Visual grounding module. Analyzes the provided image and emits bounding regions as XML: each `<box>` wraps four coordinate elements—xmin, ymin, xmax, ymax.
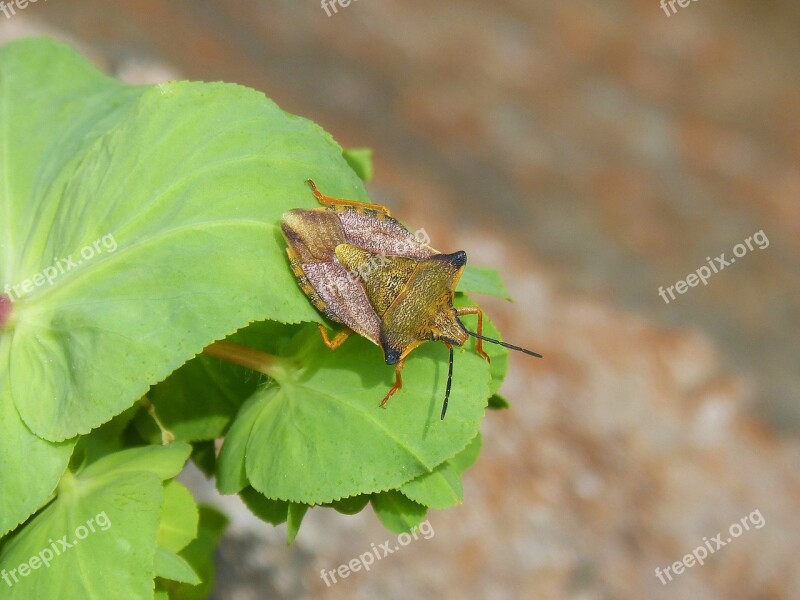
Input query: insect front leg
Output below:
<box><xmin>307</xmin><ymin>179</ymin><xmax>393</xmax><ymax>217</ymax></box>
<box><xmin>317</xmin><ymin>324</ymin><xmax>352</xmax><ymax>350</ymax></box>
<box><xmin>454</xmin><ymin>306</ymin><xmax>491</xmax><ymax>362</ymax></box>
<box><xmin>380</xmin><ymin>358</ymin><xmax>406</xmax><ymax>408</ymax></box>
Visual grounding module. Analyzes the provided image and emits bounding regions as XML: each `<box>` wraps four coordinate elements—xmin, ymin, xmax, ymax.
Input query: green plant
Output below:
<box><xmin>0</xmin><ymin>38</ymin><xmax>512</xmax><ymax>598</ymax></box>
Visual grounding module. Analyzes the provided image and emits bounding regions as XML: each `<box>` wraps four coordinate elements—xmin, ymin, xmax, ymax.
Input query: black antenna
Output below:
<box><xmin>464</xmin><ymin>329</ymin><xmax>543</xmax><ymax>358</ymax></box>
<box><xmin>441</xmin><ymin>344</ymin><xmax>454</xmax><ymax>420</ymax></box>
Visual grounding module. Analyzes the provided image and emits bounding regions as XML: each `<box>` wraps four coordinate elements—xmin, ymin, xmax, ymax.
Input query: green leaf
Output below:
<box><xmin>73</xmin><ymin>404</ymin><xmax>140</xmax><ymax>467</ymax></box>
<box><xmin>79</xmin><ymin>441</ymin><xmax>191</xmax><ymax>481</ymax></box>
<box><xmin>456</xmin><ymin>265</ymin><xmax>512</xmax><ymax>300</ymax></box>
<box><xmin>147</xmin><ymin>354</ymin><xmax>260</xmax><ymax>442</ymax></box>
<box><xmin>216</xmin><ymin>395</ymin><xmax>266</xmax><ymax>495</ymax></box>
<box><xmin>146</xmin><ymin>321</ymin><xmax>295</xmax><ymax>445</ymax></box>
<box><xmin>238</xmin><ymin>487</ymin><xmax>309</xmax><ymax>544</ymax></box>
<box><xmin>218</xmin><ymin>324</ymin><xmax>492</xmax><ymax>505</ymax></box>
<box><xmin>342</xmin><ymin>148</ymin><xmax>373</xmax><ymax>182</ymax></box>
<box><xmin>325</xmin><ymin>494</ymin><xmax>371</xmax><ymax>515</ymax></box>
<box><xmin>0</xmin><ymin>455</ymin><xmax>167</xmax><ymax>599</ymax></box>
<box><xmin>157</xmin><ymin>481</ymin><xmax>199</xmax><ymax>553</ymax></box>
<box><xmin>0</xmin><ymin>375</ymin><xmax>74</xmax><ymax>536</ymax></box>
<box><xmin>190</xmin><ymin>441</ymin><xmax>217</xmax><ymax>479</ymax></box>
<box><xmin>0</xmin><ymin>37</ymin><xmax>367</xmax><ymax>442</ymax></box>
<box><xmin>449</xmin><ymin>432</ymin><xmax>482</xmax><ymax>473</ymax></box>
<box><xmin>239</xmin><ymin>487</ymin><xmax>288</xmax><ymax>526</ymax></box>
<box><xmin>454</xmin><ymin>296</ymin><xmax>509</xmax><ymax>397</ymax></box>
<box><xmin>160</xmin><ymin>506</ymin><xmax>228</xmax><ymax>600</ymax></box>
<box><xmin>399</xmin><ymin>461</ymin><xmax>463</xmax><ymax>509</ymax></box>
<box><xmin>286</xmin><ymin>503</ymin><xmax>309</xmax><ymax>545</ymax></box>
<box><xmin>398</xmin><ymin>433</ymin><xmax>481</xmax><ymax>509</ymax></box>
<box><xmin>371</xmin><ymin>491</ymin><xmax>427</xmax><ymax>534</ymax></box>
<box><xmin>488</xmin><ymin>393</ymin><xmax>510</xmax><ymax>410</ymax></box>
<box><xmin>154</xmin><ymin>548</ymin><xmax>201</xmax><ymax>585</ymax></box>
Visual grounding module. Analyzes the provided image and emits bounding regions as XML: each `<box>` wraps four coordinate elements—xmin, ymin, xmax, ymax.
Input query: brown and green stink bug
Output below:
<box><xmin>281</xmin><ymin>179</ymin><xmax>542</xmax><ymax>419</ymax></box>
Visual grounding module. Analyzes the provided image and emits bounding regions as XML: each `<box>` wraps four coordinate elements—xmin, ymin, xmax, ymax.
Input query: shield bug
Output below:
<box><xmin>281</xmin><ymin>179</ymin><xmax>542</xmax><ymax>419</ymax></box>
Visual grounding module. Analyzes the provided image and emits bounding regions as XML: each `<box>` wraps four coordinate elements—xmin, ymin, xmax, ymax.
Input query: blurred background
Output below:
<box><xmin>3</xmin><ymin>1</ymin><xmax>798</xmax><ymax>598</ymax></box>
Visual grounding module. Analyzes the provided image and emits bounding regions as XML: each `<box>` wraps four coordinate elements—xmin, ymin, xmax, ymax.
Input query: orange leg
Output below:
<box><xmin>318</xmin><ymin>324</ymin><xmax>352</xmax><ymax>350</ymax></box>
<box><xmin>307</xmin><ymin>179</ymin><xmax>393</xmax><ymax>217</ymax></box>
<box><xmin>380</xmin><ymin>358</ymin><xmax>406</xmax><ymax>408</ymax></box>
<box><xmin>455</xmin><ymin>306</ymin><xmax>491</xmax><ymax>362</ymax></box>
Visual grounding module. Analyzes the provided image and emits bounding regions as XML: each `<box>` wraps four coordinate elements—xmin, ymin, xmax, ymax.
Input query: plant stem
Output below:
<box><xmin>139</xmin><ymin>397</ymin><xmax>175</xmax><ymax>444</ymax></box>
<box><xmin>202</xmin><ymin>340</ymin><xmax>289</xmax><ymax>380</ymax></box>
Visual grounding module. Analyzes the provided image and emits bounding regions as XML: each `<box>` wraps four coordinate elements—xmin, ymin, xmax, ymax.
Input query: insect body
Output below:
<box><xmin>281</xmin><ymin>180</ymin><xmax>541</xmax><ymax>419</ymax></box>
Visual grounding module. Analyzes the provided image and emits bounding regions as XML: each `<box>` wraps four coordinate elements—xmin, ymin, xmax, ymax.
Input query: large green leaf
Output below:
<box><xmin>217</xmin><ymin>324</ymin><xmax>492</xmax><ymax>504</ymax></box>
<box><xmin>342</xmin><ymin>148</ymin><xmax>373</xmax><ymax>182</ymax></box>
<box><xmin>0</xmin><ymin>37</ymin><xmax>366</xmax><ymax>442</ymax></box>
<box><xmin>0</xmin><ymin>443</ymin><xmax>190</xmax><ymax>599</ymax></box>
<box><xmin>0</xmin><ymin>374</ymin><xmax>74</xmax><ymax>537</ymax></box>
